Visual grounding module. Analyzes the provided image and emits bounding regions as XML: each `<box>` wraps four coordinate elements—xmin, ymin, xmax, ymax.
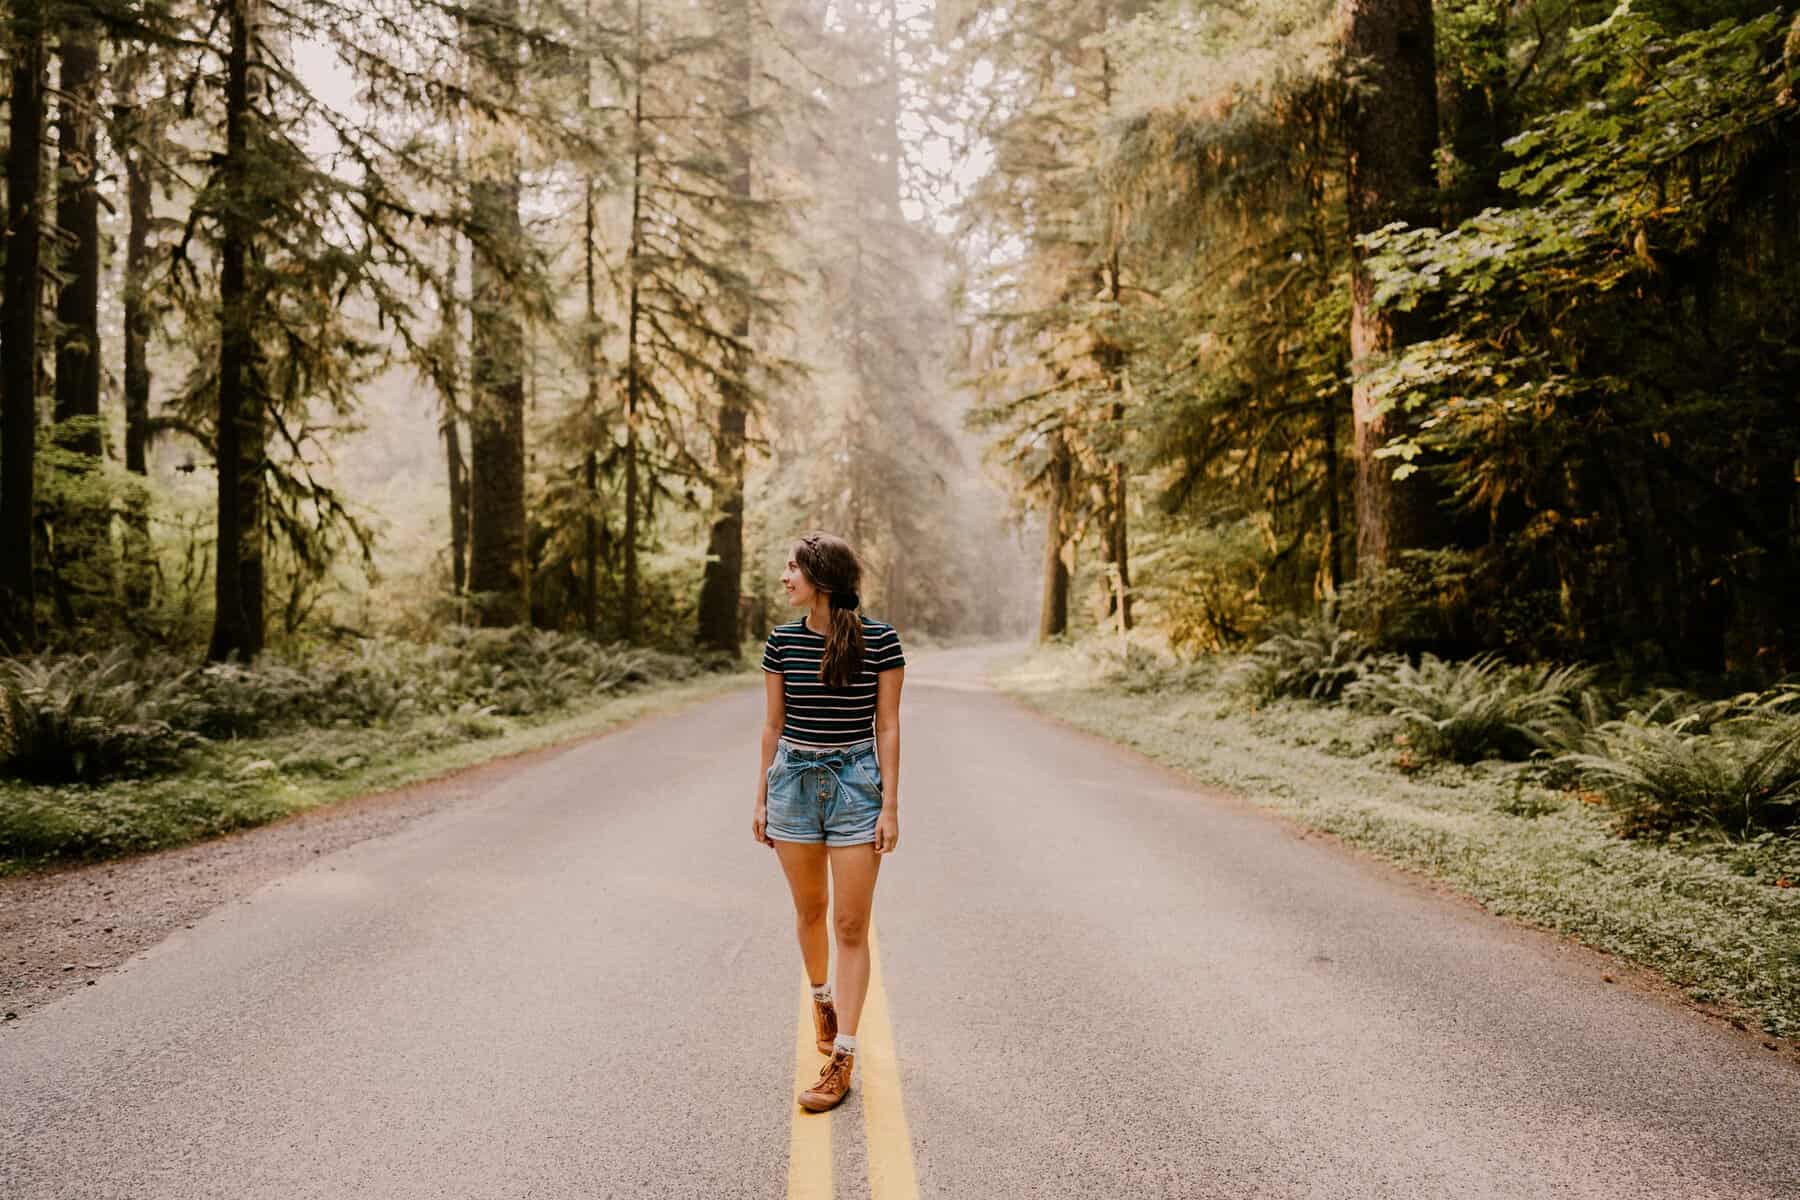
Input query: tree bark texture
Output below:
<box><xmin>53</xmin><ymin>29</ymin><xmax>100</xmax><ymax>448</ymax></box>
<box><xmin>464</xmin><ymin>0</ymin><xmax>528</xmax><ymax>627</ymax></box>
<box><xmin>466</xmin><ymin>173</ymin><xmax>527</xmax><ymax>627</ymax></box>
<box><xmin>1339</xmin><ymin>0</ymin><xmax>1442</xmax><ymax>579</ymax></box>
<box><xmin>115</xmin><ymin>51</ymin><xmax>156</xmax><ymax>610</ymax></box>
<box><xmin>209</xmin><ymin>0</ymin><xmax>265</xmax><ymax>662</ymax></box>
<box><xmin>0</xmin><ymin>1</ymin><xmax>47</xmax><ymax>650</ymax></box>
<box><xmin>52</xmin><ymin>24</ymin><xmax>111</xmax><ymax>615</ymax></box>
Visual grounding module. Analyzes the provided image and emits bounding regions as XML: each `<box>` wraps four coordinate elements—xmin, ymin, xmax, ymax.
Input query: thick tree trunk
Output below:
<box><xmin>1038</xmin><ymin>430</ymin><xmax>1070</xmax><ymax>640</ymax></box>
<box><xmin>696</xmin><ymin>0</ymin><xmax>752</xmax><ymax>655</ymax></box>
<box><xmin>0</xmin><ymin>1</ymin><xmax>47</xmax><ymax>650</ymax></box>
<box><xmin>1339</xmin><ymin>0</ymin><xmax>1443</xmax><ymax>582</ymax></box>
<box><xmin>464</xmin><ymin>0</ymin><xmax>527</xmax><ymax>628</ymax></box>
<box><xmin>208</xmin><ymin>0</ymin><xmax>264</xmax><ymax>662</ymax></box>
<box><xmin>52</xmin><ymin>24</ymin><xmax>110</xmax><ymax>615</ymax></box>
<box><xmin>466</xmin><ymin>174</ymin><xmax>527</xmax><ymax>627</ymax></box>
<box><xmin>115</xmin><ymin>51</ymin><xmax>156</xmax><ymax>610</ymax></box>
<box><xmin>52</xmin><ymin>29</ymin><xmax>100</xmax><ymax>449</ymax></box>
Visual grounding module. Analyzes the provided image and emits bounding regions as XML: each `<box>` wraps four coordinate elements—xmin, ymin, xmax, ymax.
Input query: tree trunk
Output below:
<box><xmin>1109</xmin><ymin>425</ymin><xmax>1130</xmax><ymax>627</ymax></box>
<box><xmin>1097</xmin><ymin>24</ymin><xmax>1132</xmax><ymax>633</ymax></box>
<box><xmin>621</xmin><ymin>0</ymin><xmax>646</xmax><ymax>642</ymax></box>
<box><xmin>581</xmin><ymin>0</ymin><xmax>602</xmax><ymax>636</ymax></box>
<box><xmin>208</xmin><ymin>0</ymin><xmax>264</xmax><ymax>662</ymax></box>
<box><xmin>465</xmin><ymin>0</ymin><xmax>528</xmax><ymax>628</ymax></box>
<box><xmin>53</xmin><ymin>28</ymin><xmax>101</xmax><ymax>449</ymax></box>
<box><xmin>696</xmin><ymin>0</ymin><xmax>752</xmax><ymax>655</ymax></box>
<box><xmin>115</xmin><ymin>49</ymin><xmax>155</xmax><ymax>610</ymax></box>
<box><xmin>52</xmin><ymin>23</ymin><xmax>110</xmax><ymax>616</ymax></box>
<box><xmin>1038</xmin><ymin>430</ymin><xmax>1070</xmax><ymax>640</ymax></box>
<box><xmin>466</xmin><ymin>180</ymin><xmax>527</xmax><ymax>627</ymax></box>
<box><xmin>441</xmin><ymin>217</ymin><xmax>469</xmax><ymax>597</ymax></box>
<box><xmin>582</xmin><ymin>167</ymin><xmax>600</xmax><ymax>634</ymax></box>
<box><xmin>1339</xmin><ymin>0</ymin><xmax>1442</xmax><ymax>582</ymax></box>
<box><xmin>0</xmin><ymin>0</ymin><xmax>47</xmax><ymax>651</ymax></box>
<box><xmin>1322</xmin><ymin>378</ymin><xmax>1346</xmax><ymax>599</ymax></box>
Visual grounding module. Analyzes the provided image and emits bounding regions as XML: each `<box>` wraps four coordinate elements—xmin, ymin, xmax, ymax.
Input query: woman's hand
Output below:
<box><xmin>752</xmin><ymin>801</ymin><xmax>775</xmax><ymax>847</ymax></box>
<box><xmin>873</xmin><ymin>809</ymin><xmax>899</xmax><ymax>854</ymax></box>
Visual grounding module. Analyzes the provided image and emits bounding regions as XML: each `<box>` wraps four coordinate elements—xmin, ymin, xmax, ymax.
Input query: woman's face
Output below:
<box><xmin>781</xmin><ymin>546</ymin><xmax>817</xmax><ymax>607</ymax></box>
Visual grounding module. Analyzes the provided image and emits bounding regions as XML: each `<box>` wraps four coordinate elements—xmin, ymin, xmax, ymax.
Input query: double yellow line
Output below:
<box><xmin>787</xmin><ymin>922</ymin><xmax>919</xmax><ymax>1200</ymax></box>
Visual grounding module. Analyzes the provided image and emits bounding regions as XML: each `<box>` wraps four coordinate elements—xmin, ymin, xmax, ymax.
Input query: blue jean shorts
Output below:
<box><xmin>765</xmin><ymin>736</ymin><xmax>885</xmax><ymax>846</ymax></box>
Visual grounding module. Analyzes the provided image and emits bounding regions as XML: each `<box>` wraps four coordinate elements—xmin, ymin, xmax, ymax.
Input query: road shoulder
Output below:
<box><xmin>986</xmin><ymin>644</ymin><xmax>1800</xmax><ymax>1070</ymax></box>
<box><xmin>0</xmin><ymin>671</ymin><xmax>751</xmax><ymax>1024</ymax></box>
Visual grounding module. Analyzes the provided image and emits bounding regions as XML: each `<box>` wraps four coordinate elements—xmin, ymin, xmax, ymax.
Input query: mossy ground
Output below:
<box><xmin>0</xmin><ymin>667</ymin><xmax>754</xmax><ymax>878</ymax></box>
<box><xmin>990</xmin><ymin>642</ymin><xmax>1800</xmax><ymax>1039</ymax></box>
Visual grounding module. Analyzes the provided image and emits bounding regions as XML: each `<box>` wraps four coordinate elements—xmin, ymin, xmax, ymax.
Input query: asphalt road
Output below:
<box><xmin>4</xmin><ymin>641</ymin><xmax>1798</xmax><ymax>1199</ymax></box>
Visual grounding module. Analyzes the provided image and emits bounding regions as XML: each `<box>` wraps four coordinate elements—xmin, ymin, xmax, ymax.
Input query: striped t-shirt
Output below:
<box><xmin>761</xmin><ymin>617</ymin><xmax>905</xmax><ymax>746</ymax></box>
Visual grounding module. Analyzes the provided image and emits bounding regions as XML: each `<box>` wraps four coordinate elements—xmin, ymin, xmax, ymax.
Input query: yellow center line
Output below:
<box><xmin>861</xmin><ymin>922</ymin><xmax>920</xmax><ymax>1200</ymax></box>
<box><xmin>785</xmin><ymin>924</ymin><xmax>921</xmax><ymax>1199</ymax></box>
<box><xmin>788</xmin><ymin>965</ymin><xmax>833</xmax><ymax>1200</ymax></box>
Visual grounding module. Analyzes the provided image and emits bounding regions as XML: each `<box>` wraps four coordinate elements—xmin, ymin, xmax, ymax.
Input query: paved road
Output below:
<box><xmin>4</xmin><ymin>642</ymin><xmax>1798</xmax><ymax>1199</ymax></box>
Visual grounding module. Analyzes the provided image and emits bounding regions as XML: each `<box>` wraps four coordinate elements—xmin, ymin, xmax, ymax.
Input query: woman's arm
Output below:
<box><xmin>753</xmin><ymin>670</ymin><xmax>785</xmax><ymax>846</ymax></box>
<box><xmin>872</xmin><ymin>666</ymin><xmax>902</xmax><ymax>852</ymax></box>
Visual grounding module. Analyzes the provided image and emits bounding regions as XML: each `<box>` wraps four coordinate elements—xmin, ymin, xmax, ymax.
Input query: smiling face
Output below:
<box><xmin>781</xmin><ymin>545</ymin><xmax>818</xmax><ymax>608</ymax></box>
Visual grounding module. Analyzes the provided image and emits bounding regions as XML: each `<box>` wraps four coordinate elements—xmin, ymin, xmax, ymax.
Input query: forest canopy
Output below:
<box><xmin>0</xmin><ymin>0</ymin><xmax>1027</xmax><ymax>664</ymax></box>
<box><xmin>0</xmin><ymin>0</ymin><xmax>1795</xmax><ymax>686</ymax></box>
<box><xmin>949</xmin><ymin>0</ymin><xmax>1800</xmax><ymax>683</ymax></box>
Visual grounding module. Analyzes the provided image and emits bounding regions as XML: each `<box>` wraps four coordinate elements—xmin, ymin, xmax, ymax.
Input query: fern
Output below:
<box><xmin>1344</xmin><ymin>653</ymin><xmax>1596</xmax><ymax>763</ymax></box>
<box><xmin>1227</xmin><ymin>614</ymin><xmax>1377</xmax><ymax>703</ymax></box>
<box><xmin>1560</xmin><ymin>689</ymin><xmax>1800</xmax><ymax>839</ymax></box>
<box><xmin>0</xmin><ymin>650</ymin><xmax>201</xmax><ymax>782</ymax></box>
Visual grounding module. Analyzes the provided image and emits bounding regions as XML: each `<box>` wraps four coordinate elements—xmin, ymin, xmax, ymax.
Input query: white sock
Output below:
<box><xmin>833</xmin><ymin>1032</ymin><xmax>857</xmax><ymax>1056</ymax></box>
<box><xmin>811</xmin><ymin>981</ymin><xmax>832</xmax><ymax>1003</ymax></box>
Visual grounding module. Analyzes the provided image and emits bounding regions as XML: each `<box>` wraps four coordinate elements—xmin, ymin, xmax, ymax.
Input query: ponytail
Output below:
<box><xmin>820</xmin><ymin>593</ymin><xmax>865</xmax><ymax>688</ymax></box>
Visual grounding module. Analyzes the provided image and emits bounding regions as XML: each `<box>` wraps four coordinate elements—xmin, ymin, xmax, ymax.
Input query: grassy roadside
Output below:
<box><xmin>989</xmin><ymin>642</ymin><xmax>1800</xmax><ymax>1040</ymax></box>
<box><xmin>0</xmin><ymin>666</ymin><xmax>756</xmax><ymax>879</ymax></box>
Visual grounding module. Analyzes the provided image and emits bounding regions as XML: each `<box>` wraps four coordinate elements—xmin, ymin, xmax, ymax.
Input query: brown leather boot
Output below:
<box><xmin>798</xmin><ymin>1048</ymin><xmax>853</xmax><ymax>1112</ymax></box>
<box><xmin>812</xmin><ymin>995</ymin><xmax>838</xmax><ymax>1056</ymax></box>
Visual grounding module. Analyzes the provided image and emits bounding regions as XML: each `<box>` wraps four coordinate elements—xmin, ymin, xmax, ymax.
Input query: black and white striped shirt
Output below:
<box><xmin>761</xmin><ymin>617</ymin><xmax>905</xmax><ymax>746</ymax></box>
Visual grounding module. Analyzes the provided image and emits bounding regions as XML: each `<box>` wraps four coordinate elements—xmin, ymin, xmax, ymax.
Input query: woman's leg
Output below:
<box><xmin>773</xmin><ymin>840</ymin><xmax>832</xmax><ymax>985</ymax></box>
<box><xmin>825</xmin><ymin>843</ymin><xmax>882</xmax><ymax>1035</ymax></box>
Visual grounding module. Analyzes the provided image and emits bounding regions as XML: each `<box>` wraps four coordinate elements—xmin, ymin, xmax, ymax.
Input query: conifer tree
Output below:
<box><xmin>49</xmin><ymin>16</ymin><xmax>110</xmax><ymax>618</ymax></box>
<box><xmin>207</xmin><ymin>0</ymin><xmax>263</xmax><ymax>661</ymax></box>
<box><xmin>694</xmin><ymin>0</ymin><xmax>754</xmax><ymax>655</ymax></box>
<box><xmin>2</xmin><ymin>0</ymin><xmax>48</xmax><ymax>651</ymax></box>
<box><xmin>945</xmin><ymin>0</ymin><xmax>1141</xmax><ymax>639</ymax></box>
<box><xmin>110</xmin><ymin>42</ymin><xmax>166</xmax><ymax>612</ymax></box>
<box><xmin>464</xmin><ymin>0</ymin><xmax>530</xmax><ymax>628</ymax></box>
<box><xmin>1337</xmin><ymin>0</ymin><xmax>1443</xmax><ymax>580</ymax></box>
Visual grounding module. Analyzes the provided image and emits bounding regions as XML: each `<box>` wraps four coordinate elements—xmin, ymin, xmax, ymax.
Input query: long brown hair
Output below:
<box><xmin>794</xmin><ymin>530</ymin><xmax>865</xmax><ymax>687</ymax></box>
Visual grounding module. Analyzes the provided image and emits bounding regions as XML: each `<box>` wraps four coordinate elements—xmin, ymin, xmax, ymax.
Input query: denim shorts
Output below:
<box><xmin>764</xmin><ymin>735</ymin><xmax>885</xmax><ymax>846</ymax></box>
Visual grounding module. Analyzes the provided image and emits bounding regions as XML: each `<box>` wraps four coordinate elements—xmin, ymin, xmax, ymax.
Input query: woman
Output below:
<box><xmin>754</xmin><ymin>530</ymin><xmax>905</xmax><ymax>1113</ymax></box>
